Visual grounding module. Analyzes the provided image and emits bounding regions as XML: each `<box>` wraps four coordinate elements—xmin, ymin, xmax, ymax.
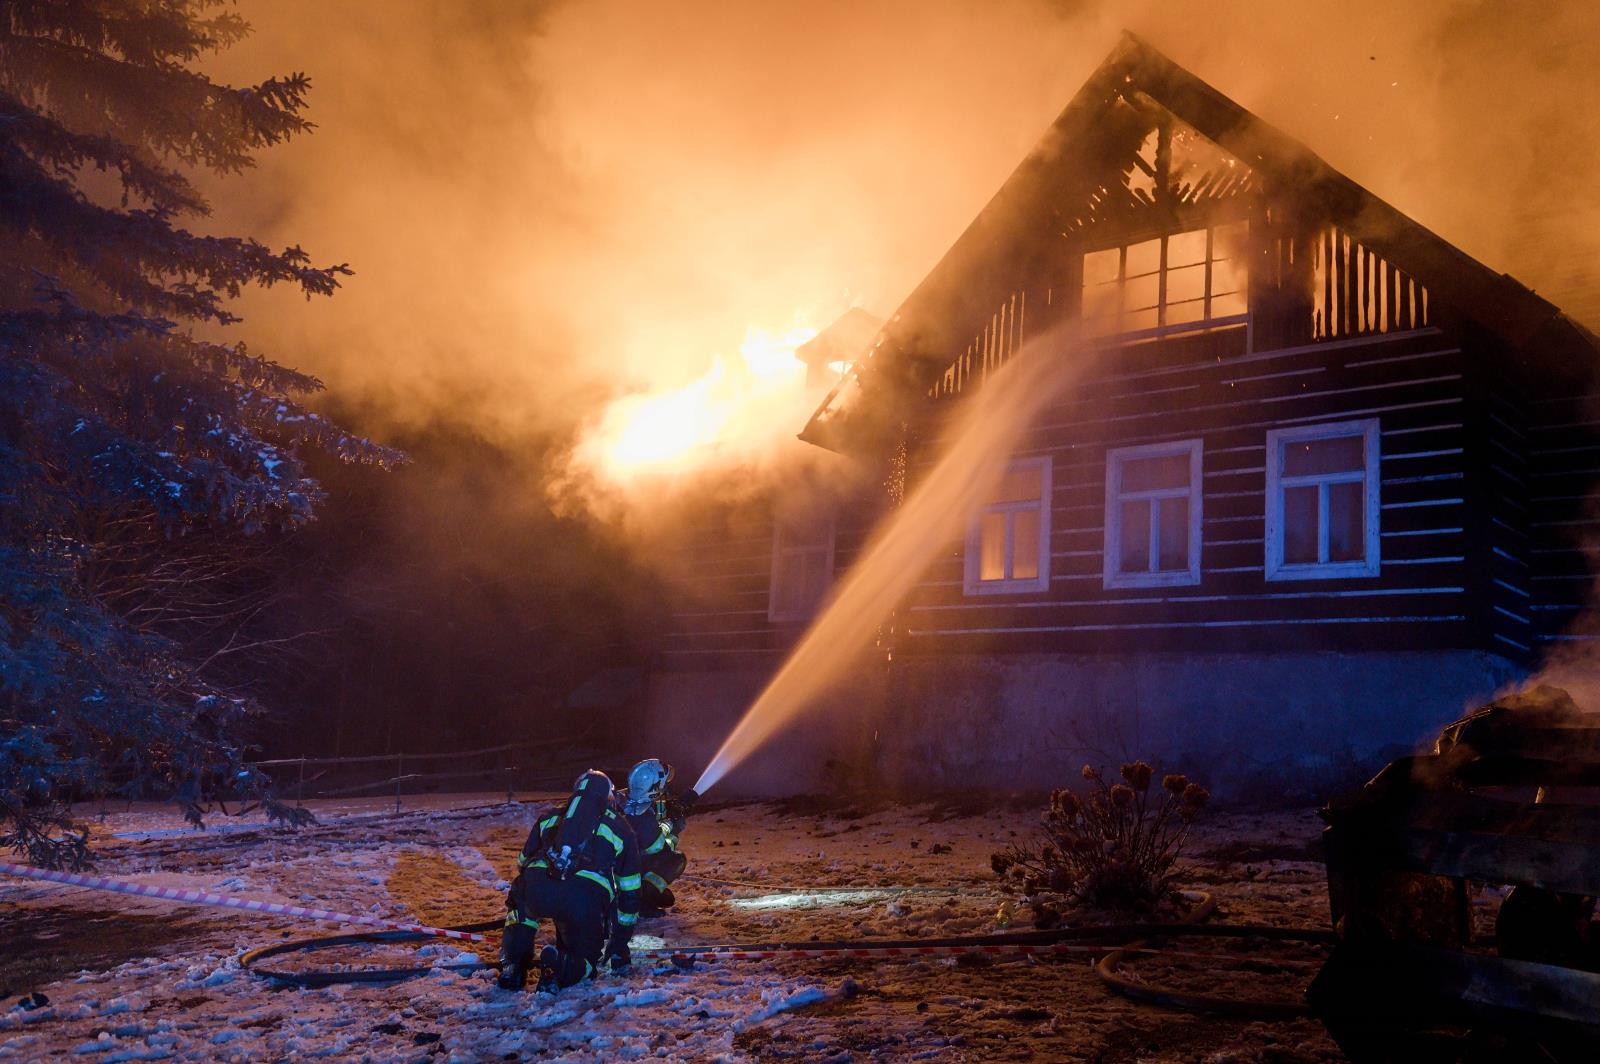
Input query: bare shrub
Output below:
<box><xmin>990</xmin><ymin>761</ymin><xmax>1209</xmax><ymax>913</ymax></box>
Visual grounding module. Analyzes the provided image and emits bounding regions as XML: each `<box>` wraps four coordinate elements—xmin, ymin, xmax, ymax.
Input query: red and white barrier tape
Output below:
<box><xmin>635</xmin><ymin>942</ymin><xmax>1054</xmax><ymax>961</ymax></box>
<box><xmin>0</xmin><ymin>861</ymin><xmax>486</xmax><ymax>943</ymax></box>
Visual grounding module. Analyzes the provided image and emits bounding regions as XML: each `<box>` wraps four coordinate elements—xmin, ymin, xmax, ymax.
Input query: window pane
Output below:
<box><xmin>979</xmin><ymin>511</ymin><xmax>1007</xmax><ymax>581</ymax></box>
<box><xmin>1213</xmin><ymin>220</ymin><xmax>1249</xmax><ymax>260</ymax></box>
<box><xmin>1327</xmin><ymin>481</ymin><xmax>1365</xmax><ymax>562</ymax></box>
<box><xmin>1124</xmin><ymin>306</ymin><xmax>1160</xmax><ymax>332</ymax></box>
<box><xmin>801</xmin><ymin>551</ymin><xmax>830</xmax><ymax>607</ymax></box>
<box><xmin>1157</xmin><ymin>496</ymin><xmax>1189</xmax><ymax>570</ymax></box>
<box><xmin>1126</xmin><ymin>238</ymin><xmax>1161</xmax><ymax>277</ymax></box>
<box><xmin>1210</xmin><ymin>288</ymin><xmax>1248</xmax><ymax>319</ymax></box>
<box><xmin>1168</xmin><ymin>228</ymin><xmax>1207</xmax><ymax>268</ymax></box>
<box><xmin>1165</xmin><ymin>298</ymin><xmax>1206</xmax><ymax>326</ymax></box>
<box><xmin>1211</xmin><ymin>253</ymin><xmax>1247</xmax><ymax>297</ymax></box>
<box><xmin>993</xmin><ymin>464</ymin><xmax>1042</xmax><ymax>503</ymax></box>
<box><xmin>1122</xmin><ymin>452</ymin><xmax>1190</xmax><ymax>492</ymax></box>
<box><xmin>1119</xmin><ymin>500</ymin><xmax>1151</xmax><ymax>573</ymax></box>
<box><xmin>1166</xmin><ymin>263</ymin><xmax>1206</xmax><ymax>304</ymax></box>
<box><xmin>1083</xmin><ymin>282</ymin><xmax>1121</xmax><ymax>320</ymax></box>
<box><xmin>1283</xmin><ymin>434</ymin><xmax>1364</xmax><ymax>476</ymax></box>
<box><xmin>1083</xmin><ymin>248</ymin><xmax>1121</xmax><ymax>286</ymax></box>
<box><xmin>773</xmin><ymin>553</ymin><xmax>806</xmax><ymax>614</ymax></box>
<box><xmin>1124</xmin><ymin>272</ymin><xmax>1159</xmax><ymax>312</ymax></box>
<box><xmin>1012</xmin><ymin>509</ymin><xmax>1040</xmax><ymax>580</ymax></box>
<box><xmin>1283</xmin><ymin>485</ymin><xmax>1319</xmax><ymax>564</ymax></box>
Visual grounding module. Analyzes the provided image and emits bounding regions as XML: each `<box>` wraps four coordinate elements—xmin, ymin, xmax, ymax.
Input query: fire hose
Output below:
<box><xmin>237</xmin><ymin>888</ymin><xmax>1336</xmax><ymax>1019</ymax></box>
<box><xmin>3</xmin><ymin>861</ymin><xmax>1334</xmax><ymax>1018</ymax></box>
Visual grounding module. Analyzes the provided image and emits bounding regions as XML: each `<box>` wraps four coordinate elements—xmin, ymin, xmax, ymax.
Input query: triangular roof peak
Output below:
<box><xmin>803</xmin><ymin>33</ymin><xmax>1597</xmax><ymax>448</ymax></box>
<box><xmin>1106</xmin><ymin>32</ymin><xmax>1560</xmax><ymax>334</ymax></box>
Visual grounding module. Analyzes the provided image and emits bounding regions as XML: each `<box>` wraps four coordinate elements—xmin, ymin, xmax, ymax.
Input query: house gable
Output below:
<box><xmin>803</xmin><ymin>34</ymin><xmax>1598</xmax><ymax>453</ymax></box>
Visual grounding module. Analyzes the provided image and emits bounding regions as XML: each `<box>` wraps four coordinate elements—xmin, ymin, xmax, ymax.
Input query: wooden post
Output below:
<box><xmin>394</xmin><ymin>752</ymin><xmax>403</xmax><ymax>815</ymax></box>
<box><xmin>297</xmin><ymin>756</ymin><xmax>306</xmax><ymax>809</ymax></box>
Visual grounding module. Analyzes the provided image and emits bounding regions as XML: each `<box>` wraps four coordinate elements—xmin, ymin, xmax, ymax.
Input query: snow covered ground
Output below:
<box><xmin>1</xmin><ymin>792</ymin><xmax>1348</xmax><ymax>1061</ymax></box>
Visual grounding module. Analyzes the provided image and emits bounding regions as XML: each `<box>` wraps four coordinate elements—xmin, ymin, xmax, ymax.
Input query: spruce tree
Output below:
<box><xmin>0</xmin><ymin>0</ymin><xmax>398</xmax><ymax>866</ymax></box>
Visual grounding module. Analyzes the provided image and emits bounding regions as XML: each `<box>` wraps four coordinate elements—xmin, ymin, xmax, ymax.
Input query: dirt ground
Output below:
<box><xmin>0</xmin><ymin>791</ymin><xmax>1349</xmax><ymax>1062</ymax></box>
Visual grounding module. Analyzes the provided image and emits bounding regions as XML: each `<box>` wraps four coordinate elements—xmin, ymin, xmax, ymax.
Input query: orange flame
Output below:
<box><xmin>573</xmin><ymin>321</ymin><xmax>820</xmax><ymax>484</ymax></box>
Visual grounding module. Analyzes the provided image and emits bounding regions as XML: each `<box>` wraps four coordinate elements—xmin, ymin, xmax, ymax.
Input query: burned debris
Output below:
<box><xmin>1313</xmin><ymin>684</ymin><xmax>1600</xmax><ymax>1060</ymax></box>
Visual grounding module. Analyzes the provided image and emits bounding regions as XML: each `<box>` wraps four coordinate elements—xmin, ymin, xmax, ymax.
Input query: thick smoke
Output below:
<box><xmin>197</xmin><ymin>2</ymin><xmax>1600</xmax><ymax>643</ymax></box>
<box><xmin>204</xmin><ymin>0</ymin><xmax>1599</xmax><ymax>486</ymax></box>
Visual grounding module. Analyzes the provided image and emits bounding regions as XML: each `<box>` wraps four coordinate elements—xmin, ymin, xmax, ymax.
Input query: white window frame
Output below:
<box><xmin>1078</xmin><ymin>221</ymin><xmax>1251</xmax><ymax>344</ymax></box>
<box><xmin>767</xmin><ymin>512</ymin><xmax>836</xmax><ymax>623</ymax></box>
<box><xmin>1264</xmin><ymin>418</ymin><xmax>1381</xmax><ymax>581</ymax></box>
<box><xmin>964</xmin><ymin>456</ymin><xmax>1052</xmax><ymax>596</ymax></box>
<box><xmin>1102</xmin><ymin>439</ymin><xmax>1203</xmax><ymax>589</ymax></box>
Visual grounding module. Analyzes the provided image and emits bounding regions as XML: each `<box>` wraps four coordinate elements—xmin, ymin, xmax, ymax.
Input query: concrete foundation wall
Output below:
<box><xmin>644</xmin><ymin>650</ymin><xmax>1524</xmax><ymax>799</ymax></box>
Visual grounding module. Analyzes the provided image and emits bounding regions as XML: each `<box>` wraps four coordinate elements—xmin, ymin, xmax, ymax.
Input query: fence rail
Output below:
<box><xmin>248</xmin><ymin>733</ymin><xmax>597</xmax><ymax>814</ymax></box>
<box><xmin>250</xmin><ymin>741</ymin><xmax>530</xmax><ymax>770</ymax></box>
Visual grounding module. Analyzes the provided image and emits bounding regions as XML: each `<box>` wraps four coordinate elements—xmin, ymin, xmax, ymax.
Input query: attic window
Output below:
<box><xmin>1081</xmin><ymin>221</ymin><xmax>1248</xmax><ymax>340</ymax></box>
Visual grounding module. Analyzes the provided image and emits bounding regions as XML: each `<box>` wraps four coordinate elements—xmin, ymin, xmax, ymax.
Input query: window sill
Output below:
<box><xmin>1103</xmin><ymin>569</ymin><xmax>1202</xmax><ymax>590</ymax></box>
<box><xmin>1265</xmin><ymin>560</ymin><xmax>1380</xmax><ymax>582</ymax></box>
<box><xmin>1087</xmin><ymin>315</ymin><xmax>1249</xmax><ymax>348</ymax></box>
<box><xmin>963</xmin><ymin>577</ymin><xmax>1050</xmax><ymax>597</ymax></box>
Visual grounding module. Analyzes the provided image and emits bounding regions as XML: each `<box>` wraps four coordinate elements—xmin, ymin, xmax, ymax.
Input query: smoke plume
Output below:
<box><xmin>198</xmin><ymin>1</ymin><xmax>1598</xmax><ymax>515</ymax></box>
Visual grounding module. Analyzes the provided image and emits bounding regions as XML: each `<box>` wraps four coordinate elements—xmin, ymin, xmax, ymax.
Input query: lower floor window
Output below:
<box><xmin>965</xmin><ymin>457</ymin><xmax>1051</xmax><ymax>594</ymax></box>
<box><xmin>1103</xmin><ymin>439</ymin><xmax>1203</xmax><ymax>588</ymax></box>
<box><xmin>769</xmin><ymin>510</ymin><xmax>835</xmax><ymax>621</ymax></box>
<box><xmin>1266</xmin><ymin>419</ymin><xmax>1380</xmax><ymax>580</ymax></box>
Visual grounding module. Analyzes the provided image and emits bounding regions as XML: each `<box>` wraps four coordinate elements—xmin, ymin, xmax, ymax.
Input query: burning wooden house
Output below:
<box><xmin>642</xmin><ymin>35</ymin><xmax>1600</xmax><ymax>794</ymax></box>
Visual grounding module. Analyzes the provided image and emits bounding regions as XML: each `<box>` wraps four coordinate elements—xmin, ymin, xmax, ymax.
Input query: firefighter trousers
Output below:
<box><xmin>641</xmin><ymin>848</ymin><xmax>687</xmax><ymax>910</ymax></box>
<box><xmin>502</xmin><ymin>871</ymin><xmax>611</xmax><ymax>988</ymax></box>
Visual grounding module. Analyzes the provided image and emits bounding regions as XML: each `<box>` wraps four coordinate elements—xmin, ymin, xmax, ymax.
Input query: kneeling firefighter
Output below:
<box><xmin>499</xmin><ymin>769</ymin><xmax>642</xmax><ymax>992</ymax></box>
<box><xmin>621</xmin><ymin>758</ymin><xmax>697</xmax><ymax>915</ymax></box>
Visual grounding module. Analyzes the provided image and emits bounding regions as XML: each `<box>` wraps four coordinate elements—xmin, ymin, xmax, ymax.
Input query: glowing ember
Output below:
<box><xmin>573</xmin><ymin>322</ymin><xmax>819</xmax><ymax>483</ymax></box>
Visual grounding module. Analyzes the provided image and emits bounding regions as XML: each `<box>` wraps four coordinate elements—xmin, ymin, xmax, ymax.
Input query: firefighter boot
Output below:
<box><xmin>498</xmin><ymin>917</ymin><xmax>536</xmax><ymax>991</ymax></box>
<box><xmin>536</xmin><ymin>945</ymin><xmax>562</xmax><ymax>994</ymax></box>
<box><xmin>498</xmin><ymin>957</ymin><xmax>529</xmax><ymax>991</ymax></box>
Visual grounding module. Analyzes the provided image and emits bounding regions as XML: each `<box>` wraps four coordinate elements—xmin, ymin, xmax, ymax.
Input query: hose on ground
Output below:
<box><xmin>239</xmin><ymin>887</ymin><xmax>1339</xmax><ymax>1021</ymax></box>
<box><xmin>240</xmin><ymin>922</ymin><xmax>500</xmax><ymax>988</ymax></box>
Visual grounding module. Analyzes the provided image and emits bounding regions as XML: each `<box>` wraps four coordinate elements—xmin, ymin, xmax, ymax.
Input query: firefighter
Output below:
<box><xmin>621</xmin><ymin>758</ymin><xmax>695</xmax><ymax>915</ymax></box>
<box><xmin>499</xmin><ymin>769</ymin><xmax>642</xmax><ymax>992</ymax></box>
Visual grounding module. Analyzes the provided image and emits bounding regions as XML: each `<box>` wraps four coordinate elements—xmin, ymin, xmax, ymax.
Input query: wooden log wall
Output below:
<box><xmin>1525</xmin><ymin>376</ymin><xmax>1600</xmax><ymax>649</ymax></box>
<box><xmin>1468</xmin><ymin>332</ymin><xmax>1537</xmax><ymax>660</ymax></box>
<box><xmin>900</xmin><ymin>325</ymin><xmax>1484</xmax><ymax>655</ymax></box>
<box><xmin>657</xmin><ymin>488</ymin><xmax>885</xmax><ymax>669</ymax></box>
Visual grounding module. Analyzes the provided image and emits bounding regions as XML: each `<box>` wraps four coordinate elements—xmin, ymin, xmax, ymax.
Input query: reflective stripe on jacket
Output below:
<box><xmin>515</xmin><ymin>804</ymin><xmax>642</xmax><ymax>930</ymax></box>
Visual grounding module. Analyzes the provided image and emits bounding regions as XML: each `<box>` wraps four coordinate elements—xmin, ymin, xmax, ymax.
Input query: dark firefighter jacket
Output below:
<box><xmin>622</xmin><ymin>805</ymin><xmax>680</xmax><ymax>865</ymax></box>
<box><xmin>516</xmin><ymin>793</ymin><xmax>643</xmax><ymax>935</ymax></box>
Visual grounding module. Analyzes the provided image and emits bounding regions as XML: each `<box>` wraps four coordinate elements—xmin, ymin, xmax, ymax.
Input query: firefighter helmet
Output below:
<box><xmin>624</xmin><ymin>758</ymin><xmax>673</xmax><ymax>813</ymax></box>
